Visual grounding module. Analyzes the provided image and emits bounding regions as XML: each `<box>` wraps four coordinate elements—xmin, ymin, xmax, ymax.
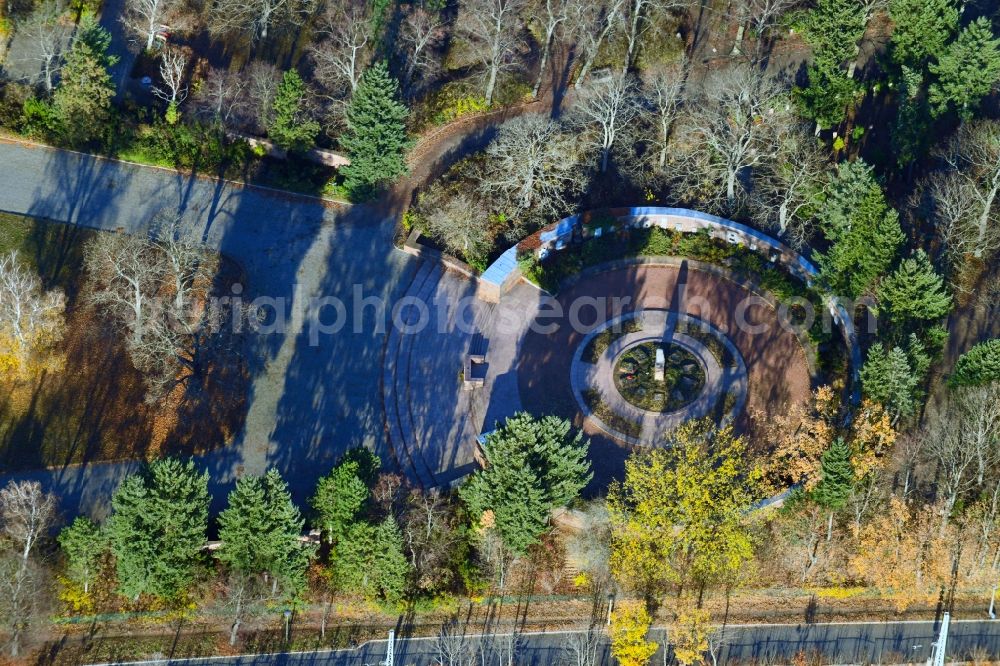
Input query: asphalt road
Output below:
<box><xmin>0</xmin><ymin>139</ymin><xmax>414</xmax><ymax>517</ymax></box>
<box><xmin>86</xmin><ymin>620</ymin><xmax>1000</xmax><ymax>665</ymax></box>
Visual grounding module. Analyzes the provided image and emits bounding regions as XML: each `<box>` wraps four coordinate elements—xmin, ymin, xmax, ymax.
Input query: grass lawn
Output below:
<box><xmin>0</xmin><ymin>212</ymin><xmax>247</xmax><ymax>471</ymax></box>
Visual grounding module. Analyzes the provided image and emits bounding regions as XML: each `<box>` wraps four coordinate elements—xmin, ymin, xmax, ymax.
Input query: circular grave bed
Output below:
<box><xmin>612</xmin><ymin>341</ymin><xmax>706</xmax><ymax>412</ymax></box>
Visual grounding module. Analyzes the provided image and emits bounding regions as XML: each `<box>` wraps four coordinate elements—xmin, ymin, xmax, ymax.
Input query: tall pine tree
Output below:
<box><xmin>929</xmin><ymin>18</ymin><xmax>1000</xmax><ymax>120</ymax></box>
<box><xmin>106</xmin><ymin>458</ymin><xmax>209</xmax><ymax>601</ymax></box>
<box><xmin>340</xmin><ymin>61</ymin><xmax>409</xmax><ymax>200</ymax></box>
<box><xmin>217</xmin><ymin>469</ymin><xmax>313</xmax><ymax>598</ymax></box>
<box><xmin>58</xmin><ymin>517</ymin><xmax>106</xmax><ymax>598</ymax></box>
<box><xmin>460</xmin><ymin>413</ymin><xmax>592</xmax><ymax>556</ymax></box>
<box><xmin>812</xmin><ymin>438</ymin><xmax>855</xmax><ymax>540</ymax></box>
<box><xmin>310</xmin><ymin>459</ymin><xmax>368</xmax><ymax>545</ymax></box>
<box><xmin>267</xmin><ymin>70</ymin><xmax>320</xmax><ymax>153</ymax></box>
<box><xmin>816</xmin><ymin>161</ymin><xmax>904</xmax><ymax>298</ymax></box>
<box><xmin>887</xmin><ymin>0</ymin><xmax>959</xmax><ymax>70</ymax></box>
<box><xmin>877</xmin><ymin>250</ymin><xmax>952</xmax><ymax>333</ymax></box>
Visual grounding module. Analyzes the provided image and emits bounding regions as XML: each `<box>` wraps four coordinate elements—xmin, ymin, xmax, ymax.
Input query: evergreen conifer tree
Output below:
<box><xmin>812</xmin><ymin>438</ymin><xmax>855</xmax><ymax>540</ymax></box>
<box><xmin>460</xmin><ymin>413</ymin><xmax>592</xmax><ymax>555</ymax></box>
<box><xmin>217</xmin><ymin>469</ymin><xmax>313</xmax><ymax>598</ymax></box>
<box><xmin>106</xmin><ymin>458</ymin><xmax>209</xmax><ymax>601</ymax></box>
<box><xmin>877</xmin><ymin>250</ymin><xmax>952</xmax><ymax>332</ymax></box>
<box><xmin>268</xmin><ymin>70</ymin><xmax>320</xmax><ymax>153</ymax></box>
<box><xmin>310</xmin><ymin>460</ymin><xmax>368</xmax><ymax>545</ymax></box>
<box><xmin>816</xmin><ymin>161</ymin><xmax>904</xmax><ymax>297</ymax></box>
<box><xmin>860</xmin><ymin>343</ymin><xmax>919</xmax><ymax>423</ymax></box>
<box><xmin>57</xmin><ymin>517</ymin><xmax>106</xmax><ymax>597</ymax></box>
<box><xmin>950</xmin><ymin>339</ymin><xmax>1000</xmax><ymax>387</ymax></box>
<box><xmin>888</xmin><ymin>0</ymin><xmax>959</xmax><ymax>69</ymax></box>
<box><xmin>340</xmin><ymin>61</ymin><xmax>409</xmax><ymax>200</ymax></box>
<box><xmin>929</xmin><ymin>18</ymin><xmax>1000</xmax><ymax>120</ymax></box>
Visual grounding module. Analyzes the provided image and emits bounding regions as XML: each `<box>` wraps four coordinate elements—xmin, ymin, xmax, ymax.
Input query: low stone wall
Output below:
<box><xmin>402</xmin><ymin>228</ymin><xmax>487</xmax><ymax>289</ymax></box>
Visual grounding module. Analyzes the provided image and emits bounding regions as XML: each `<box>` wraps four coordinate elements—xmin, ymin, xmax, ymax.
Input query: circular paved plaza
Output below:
<box><xmin>571</xmin><ymin>310</ymin><xmax>748</xmax><ymax>445</ymax></box>
<box><xmin>517</xmin><ymin>261</ymin><xmax>813</xmax><ymax>453</ymax></box>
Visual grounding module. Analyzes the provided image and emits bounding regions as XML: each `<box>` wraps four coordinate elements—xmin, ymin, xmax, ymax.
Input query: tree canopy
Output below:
<box><xmin>811</xmin><ymin>437</ymin><xmax>855</xmax><ymax>510</ymax></box>
<box><xmin>929</xmin><ymin>18</ymin><xmax>1000</xmax><ymax>120</ymax></box>
<box><xmin>310</xmin><ymin>458</ymin><xmax>369</xmax><ymax>545</ymax></box>
<box><xmin>888</xmin><ymin>0</ymin><xmax>959</xmax><ymax>70</ymax></box>
<box><xmin>816</xmin><ymin>161</ymin><xmax>904</xmax><ymax>297</ymax></box>
<box><xmin>949</xmin><ymin>339</ymin><xmax>1000</xmax><ymax>388</ymax></box>
<box><xmin>106</xmin><ymin>458</ymin><xmax>209</xmax><ymax>601</ymax></box>
<box><xmin>876</xmin><ymin>250</ymin><xmax>952</xmax><ymax>332</ymax></box>
<box><xmin>267</xmin><ymin>70</ymin><xmax>320</xmax><ymax>152</ymax></box>
<box><xmin>608</xmin><ymin>420</ymin><xmax>761</xmax><ymax>601</ymax></box>
<box><xmin>340</xmin><ymin>61</ymin><xmax>409</xmax><ymax>199</ymax></box>
<box><xmin>860</xmin><ymin>343</ymin><xmax>920</xmax><ymax>422</ymax></box>
<box><xmin>216</xmin><ymin>469</ymin><xmax>313</xmax><ymax>598</ymax></box>
<box><xmin>460</xmin><ymin>412</ymin><xmax>591</xmax><ymax>555</ymax></box>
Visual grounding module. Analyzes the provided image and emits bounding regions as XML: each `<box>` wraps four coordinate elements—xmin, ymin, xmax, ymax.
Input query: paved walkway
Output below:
<box><xmin>571</xmin><ymin>310</ymin><xmax>747</xmax><ymax>446</ymax></box>
<box><xmin>0</xmin><ymin>139</ymin><xmax>414</xmax><ymax>515</ymax></box>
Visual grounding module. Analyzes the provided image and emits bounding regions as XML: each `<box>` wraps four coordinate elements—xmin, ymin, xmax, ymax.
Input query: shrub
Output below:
<box><xmin>20</xmin><ymin>97</ymin><xmax>61</xmax><ymax>139</ymax></box>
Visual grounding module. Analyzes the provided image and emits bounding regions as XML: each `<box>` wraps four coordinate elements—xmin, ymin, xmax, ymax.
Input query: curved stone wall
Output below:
<box><xmin>480</xmin><ymin>207</ymin><xmax>861</xmax><ymax>404</ymax></box>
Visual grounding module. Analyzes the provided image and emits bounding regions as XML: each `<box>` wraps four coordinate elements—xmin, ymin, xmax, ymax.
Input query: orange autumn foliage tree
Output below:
<box><xmin>849</xmin><ymin>495</ymin><xmax>952</xmax><ymax>611</ymax></box>
<box><xmin>753</xmin><ymin>385</ymin><xmax>839</xmax><ymax>491</ymax></box>
<box><xmin>847</xmin><ymin>399</ymin><xmax>897</xmax><ymax>479</ymax></box>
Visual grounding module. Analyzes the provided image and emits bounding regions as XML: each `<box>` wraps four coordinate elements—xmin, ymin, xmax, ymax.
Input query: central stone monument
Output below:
<box><xmin>654</xmin><ymin>347</ymin><xmax>665</xmax><ymax>382</ymax></box>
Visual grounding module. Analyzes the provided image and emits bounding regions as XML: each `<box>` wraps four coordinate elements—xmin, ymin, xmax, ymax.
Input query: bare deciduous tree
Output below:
<box><xmin>639</xmin><ymin>59</ymin><xmax>685</xmax><ymax>171</ymax></box>
<box><xmin>434</xmin><ymin>620</ymin><xmax>475</xmax><ymax>666</ymax></box>
<box><xmin>245</xmin><ymin>61</ymin><xmax>281</xmax><ymax>134</ymax></box>
<box><xmin>730</xmin><ymin>0</ymin><xmax>801</xmax><ymax>61</ymax></box>
<box><xmin>208</xmin><ymin>0</ymin><xmax>310</xmax><ymax>42</ymax></box>
<box><xmin>0</xmin><ymin>251</ymin><xmax>65</xmax><ymax>355</ymax></box>
<box><xmin>921</xmin><ymin>385</ymin><xmax>1000</xmax><ymax>535</ymax></box>
<box><xmin>531</xmin><ymin>0</ymin><xmax>569</xmax><ymax>98</ymax></box>
<box><xmin>565</xmin><ymin>501</ymin><xmax>612</xmax><ymax>593</ymax></box>
<box><xmin>402</xmin><ymin>489</ymin><xmax>460</xmax><ymax>594</ymax></box>
<box><xmin>567</xmin><ymin>0</ymin><xmax>623</xmax><ymax>90</ymax></box>
<box><xmin>930</xmin><ymin>121</ymin><xmax>1000</xmax><ymax>262</ymax></box>
<box><xmin>675</xmin><ymin>64</ymin><xmax>789</xmax><ymax>212</ymax></box>
<box><xmin>84</xmin><ymin>232</ymin><xmax>165</xmax><ymax>349</ymax></box>
<box><xmin>84</xmin><ymin>222</ymin><xmax>222</xmax><ymax>400</ymax></box>
<box><xmin>398</xmin><ymin>5</ymin><xmax>445</xmax><ymax>97</ymax></box>
<box><xmin>222</xmin><ymin>570</ymin><xmax>269</xmax><ymax>646</ymax></box>
<box><xmin>617</xmin><ymin>0</ymin><xmax>689</xmax><ymax>73</ymax></box>
<box><xmin>309</xmin><ymin>0</ymin><xmax>372</xmax><ymax>101</ymax></box>
<box><xmin>574</xmin><ymin>70</ymin><xmax>640</xmax><ymax>173</ymax></box>
<box><xmin>457</xmin><ymin>0</ymin><xmax>525</xmax><ymax>106</ymax></box>
<box><xmin>419</xmin><ymin>189</ymin><xmax>493</xmax><ymax>263</ymax></box>
<box><xmin>477</xmin><ymin>114</ymin><xmax>584</xmax><ymax>220</ymax></box>
<box><xmin>151</xmin><ymin>48</ymin><xmax>188</xmax><ymax>106</ymax></box>
<box><xmin>560</xmin><ymin>625</ymin><xmax>603</xmax><ymax>666</ymax></box>
<box><xmin>192</xmin><ymin>66</ymin><xmax>251</xmax><ymax>130</ymax></box>
<box><xmin>0</xmin><ymin>481</ymin><xmax>56</xmax><ymax>657</ymax></box>
<box><xmin>122</xmin><ymin>0</ymin><xmax>184</xmax><ymax>51</ymax></box>
<box><xmin>748</xmin><ymin>123</ymin><xmax>827</xmax><ymax>247</ymax></box>
<box><xmin>14</xmin><ymin>1</ymin><xmax>67</xmax><ymax>93</ymax></box>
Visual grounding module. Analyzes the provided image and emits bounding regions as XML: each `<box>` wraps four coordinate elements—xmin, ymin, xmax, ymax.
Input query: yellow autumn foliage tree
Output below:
<box><xmin>608</xmin><ymin>420</ymin><xmax>762</xmax><ymax>601</ymax></box>
<box><xmin>847</xmin><ymin>399</ymin><xmax>896</xmax><ymax>479</ymax></box>
<box><xmin>610</xmin><ymin>601</ymin><xmax>658</xmax><ymax>666</ymax></box>
<box><xmin>849</xmin><ymin>495</ymin><xmax>952</xmax><ymax>611</ymax></box>
<box><xmin>753</xmin><ymin>385</ymin><xmax>838</xmax><ymax>491</ymax></box>
<box><xmin>0</xmin><ymin>251</ymin><xmax>66</xmax><ymax>383</ymax></box>
<box><xmin>670</xmin><ymin>605</ymin><xmax>712</xmax><ymax>666</ymax></box>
